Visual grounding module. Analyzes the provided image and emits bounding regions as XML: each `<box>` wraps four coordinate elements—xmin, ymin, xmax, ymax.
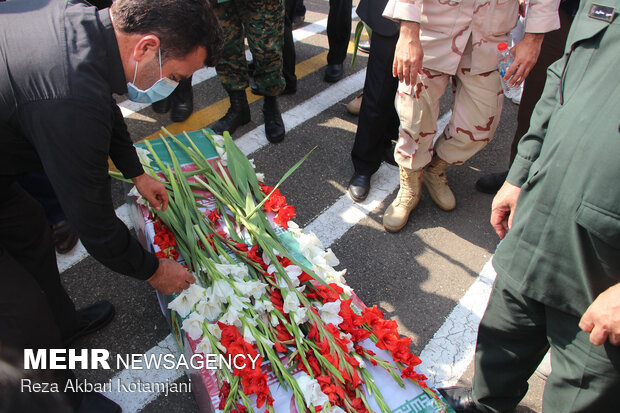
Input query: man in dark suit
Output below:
<box><xmin>347</xmin><ymin>0</ymin><xmax>400</xmax><ymax>202</ymax></box>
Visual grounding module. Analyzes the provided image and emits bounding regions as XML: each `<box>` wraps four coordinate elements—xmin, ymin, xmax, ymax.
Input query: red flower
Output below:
<box><xmin>260</xmin><ymin>184</ymin><xmax>286</xmax><ymax>213</ymax></box>
<box><xmin>274</xmin><ymin>204</ymin><xmax>296</xmax><ymax>228</ymax></box>
<box><xmin>337</xmin><ymin>299</ymin><xmax>369</xmax><ymax>342</ymax></box>
<box><xmin>247</xmin><ymin>245</ymin><xmax>267</xmax><ymax>269</ymax></box>
<box><xmin>218</xmin><ymin>323</ymin><xmax>273</xmax><ymax>408</ymax></box>
<box><xmin>305</xmin><ymin>283</ymin><xmax>343</xmax><ymax>303</ymax></box>
<box><xmin>294</xmin><ymin>351</ymin><xmax>321</xmax><ymax>377</ymax></box>
<box><xmin>350</xmin><ymin>397</ymin><xmax>369</xmax><ymax>413</ymax></box>
<box><xmin>231</xmin><ymin>403</ymin><xmax>247</xmax><ymax>413</ymax></box>
<box><xmin>362</xmin><ymin>305</ymin><xmax>385</xmax><ymax>327</ymax></box>
<box><xmin>207</xmin><ymin>209</ymin><xmax>221</xmax><ymax>223</ymax></box>
<box><xmin>401</xmin><ymin>366</ymin><xmax>427</xmax><ymax>384</ymax></box>
<box><xmin>218</xmin><ymin>381</ymin><xmax>231</xmax><ymax>410</ymax></box>
<box><xmin>277</xmin><ymin>256</ymin><xmax>292</xmax><ymax>267</ymax></box>
<box><xmin>274</xmin><ymin>342</ymin><xmax>288</xmax><ymax>353</ymax></box>
<box><xmin>219</xmin><ymin>323</ymin><xmax>243</xmax><ymax>348</ymax></box>
<box><xmin>270</xmin><ymin>288</ymin><xmax>284</xmax><ymax>314</ymax></box>
<box><xmin>234</xmin><ymin>242</ymin><xmax>249</xmax><ymax>252</ymax></box>
<box><xmin>275</xmin><ymin>323</ymin><xmax>293</xmax><ymax>341</ymax></box>
<box><xmin>316</xmin><ymin>375</ymin><xmax>345</xmax><ymax>405</ymax></box>
<box><xmin>298</xmin><ymin>271</ymin><xmax>314</xmax><ymax>282</ymax></box>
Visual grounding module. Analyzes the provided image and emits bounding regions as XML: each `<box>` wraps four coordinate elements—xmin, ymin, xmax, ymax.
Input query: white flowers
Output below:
<box><xmin>195</xmin><ymin>336</ymin><xmax>213</xmax><ymax>356</ymax></box>
<box><xmin>269</xmin><ymin>262</ymin><xmax>301</xmax><ymax>289</ymax></box>
<box><xmin>287</xmin><ymin>221</ymin><xmax>349</xmax><ymax>286</ymax></box>
<box><xmin>215</xmin><ymin>260</ymin><xmax>249</xmax><ymax>281</ymax></box>
<box><xmin>282</xmin><ymin>290</ymin><xmax>308</xmax><ymax>325</ymax></box>
<box><xmin>211</xmin><ymin>279</ymin><xmax>234</xmax><ymax>302</ymax></box>
<box><xmin>167</xmin><ymin>284</ymin><xmax>206</xmax><ymax>318</ymax></box>
<box><xmin>234</xmin><ymin>280</ymin><xmax>267</xmax><ymax>300</ymax></box>
<box><xmin>317</xmin><ymin>300</ymin><xmax>343</xmax><ymax>326</ymax></box>
<box><xmin>283</xmin><ymin>291</ymin><xmax>301</xmax><ymax>314</ymax></box>
<box><xmin>296</xmin><ymin>372</ymin><xmax>330</xmax><ymax>408</ymax></box>
<box><xmin>181</xmin><ymin>312</ymin><xmax>205</xmax><ymax>340</ymax></box>
<box><xmin>194</xmin><ymin>298</ymin><xmax>222</xmax><ymax>322</ymax></box>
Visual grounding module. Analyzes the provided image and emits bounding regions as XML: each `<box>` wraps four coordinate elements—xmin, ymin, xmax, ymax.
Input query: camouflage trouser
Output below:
<box><xmin>394</xmin><ymin>38</ymin><xmax>504</xmax><ymax>170</ymax></box>
<box><xmin>212</xmin><ymin>0</ymin><xmax>285</xmax><ymax>96</ymax></box>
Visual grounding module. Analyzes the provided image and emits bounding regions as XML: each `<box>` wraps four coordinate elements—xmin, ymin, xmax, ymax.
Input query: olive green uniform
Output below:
<box><xmin>212</xmin><ymin>0</ymin><xmax>285</xmax><ymax>96</ymax></box>
<box><xmin>472</xmin><ymin>0</ymin><xmax>620</xmax><ymax>411</ymax></box>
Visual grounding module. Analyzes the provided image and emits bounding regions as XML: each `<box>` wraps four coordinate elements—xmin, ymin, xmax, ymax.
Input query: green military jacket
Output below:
<box><xmin>493</xmin><ymin>0</ymin><xmax>620</xmax><ymax>317</ymax></box>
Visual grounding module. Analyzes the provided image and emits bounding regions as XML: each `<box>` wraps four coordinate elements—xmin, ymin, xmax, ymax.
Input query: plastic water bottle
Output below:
<box><xmin>497</xmin><ymin>42</ymin><xmax>520</xmax><ymax>100</ymax></box>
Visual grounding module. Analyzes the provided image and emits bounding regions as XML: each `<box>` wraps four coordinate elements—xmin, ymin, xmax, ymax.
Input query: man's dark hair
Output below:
<box><xmin>110</xmin><ymin>0</ymin><xmax>223</xmax><ymax>67</ymax></box>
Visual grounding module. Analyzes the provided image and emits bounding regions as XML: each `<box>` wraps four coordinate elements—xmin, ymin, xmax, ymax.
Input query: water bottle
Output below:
<box><xmin>497</xmin><ymin>42</ymin><xmax>520</xmax><ymax>100</ymax></box>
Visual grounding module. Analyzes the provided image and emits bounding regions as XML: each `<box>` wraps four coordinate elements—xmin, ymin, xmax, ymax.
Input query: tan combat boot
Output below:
<box><xmin>383</xmin><ymin>166</ymin><xmax>423</xmax><ymax>232</ymax></box>
<box><xmin>423</xmin><ymin>156</ymin><xmax>456</xmax><ymax>211</ymax></box>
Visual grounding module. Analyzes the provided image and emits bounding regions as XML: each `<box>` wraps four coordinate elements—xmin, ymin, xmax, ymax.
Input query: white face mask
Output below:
<box><xmin>126</xmin><ymin>48</ymin><xmax>178</xmax><ymax>103</ymax></box>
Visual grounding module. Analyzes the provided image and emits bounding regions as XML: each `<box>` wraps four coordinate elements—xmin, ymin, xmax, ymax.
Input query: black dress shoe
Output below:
<box><xmin>52</xmin><ymin>220</ymin><xmax>79</xmax><ymax>254</ymax></box>
<box><xmin>151</xmin><ymin>96</ymin><xmax>171</xmax><ymax>114</ymax></box>
<box><xmin>63</xmin><ymin>301</ymin><xmax>115</xmax><ymax>346</ymax></box>
<box><xmin>263</xmin><ymin>96</ymin><xmax>285</xmax><ymax>143</ymax></box>
<box><xmin>324</xmin><ymin>63</ymin><xmax>344</xmax><ymax>83</ymax></box>
<box><xmin>78</xmin><ymin>392</ymin><xmax>121</xmax><ymax>413</ymax></box>
<box><xmin>170</xmin><ymin>77</ymin><xmax>193</xmax><ymax>123</ymax></box>
<box><xmin>348</xmin><ymin>173</ymin><xmax>371</xmax><ymax>202</ymax></box>
<box><xmin>438</xmin><ymin>387</ymin><xmax>485</xmax><ymax>413</ymax></box>
<box><xmin>475</xmin><ymin>171</ymin><xmax>508</xmax><ymax>194</ymax></box>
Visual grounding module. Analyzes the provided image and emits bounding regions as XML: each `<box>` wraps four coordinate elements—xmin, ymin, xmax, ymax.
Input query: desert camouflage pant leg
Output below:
<box><xmin>395</xmin><ymin>41</ymin><xmax>504</xmax><ymax>170</ymax></box>
<box><xmin>213</xmin><ymin>0</ymin><xmax>285</xmax><ymax>96</ymax></box>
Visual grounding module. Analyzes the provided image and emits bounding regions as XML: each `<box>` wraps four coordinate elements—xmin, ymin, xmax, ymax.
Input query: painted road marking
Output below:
<box><xmin>304</xmin><ymin>111</ymin><xmax>452</xmax><ymax>246</ymax></box>
<box><xmin>418</xmin><ymin>259</ymin><xmax>496</xmax><ymax>388</ymax></box>
<box><xmin>102</xmin><ymin>334</ymin><xmax>181</xmax><ymax>411</ymax></box>
<box><xmin>235</xmin><ymin>69</ymin><xmax>367</xmax><ymax>156</ymax></box>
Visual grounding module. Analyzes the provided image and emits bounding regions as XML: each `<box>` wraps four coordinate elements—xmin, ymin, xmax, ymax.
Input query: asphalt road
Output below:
<box><xmin>59</xmin><ymin>1</ymin><xmax>547</xmax><ymax>411</ymax></box>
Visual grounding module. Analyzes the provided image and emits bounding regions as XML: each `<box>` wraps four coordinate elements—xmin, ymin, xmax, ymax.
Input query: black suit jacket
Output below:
<box><xmin>356</xmin><ymin>0</ymin><xmax>399</xmax><ymax>37</ymax></box>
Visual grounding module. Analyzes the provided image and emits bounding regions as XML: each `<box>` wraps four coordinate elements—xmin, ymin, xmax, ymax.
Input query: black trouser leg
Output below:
<box><xmin>0</xmin><ymin>183</ymin><xmax>77</xmax><ymax>340</ymax></box>
<box><xmin>283</xmin><ymin>0</ymin><xmax>297</xmax><ymax>89</ymax></box>
<box><xmin>326</xmin><ymin>0</ymin><xmax>352</xmax><ymax>65</ymax></box>
<box><xmin>18</xmin><ymin>171</ymin><xmax>65</xmax><ymax>225</ymax></box>
<box><xmin>0</xmin><ymin>183</ymin><xmax>81</xmax><ymax>408</ymax></box>
<box><xmin>351</xmin><ymin>32</ymin><xmax>400</xmax><ymax>176</ymax></box>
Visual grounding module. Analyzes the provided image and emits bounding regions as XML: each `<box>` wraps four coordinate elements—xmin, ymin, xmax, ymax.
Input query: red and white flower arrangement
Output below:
<box><xmin>116</xmin><ymin>129</ymin><xmax>447</xmax><ymax>413</ymax></box>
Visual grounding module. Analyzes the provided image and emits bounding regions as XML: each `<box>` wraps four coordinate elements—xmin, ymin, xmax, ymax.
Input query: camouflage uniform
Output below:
<box><xmin>212</xmin><ymin>0</ymin><xmax>285</xmax><ymax>96</ymax></box>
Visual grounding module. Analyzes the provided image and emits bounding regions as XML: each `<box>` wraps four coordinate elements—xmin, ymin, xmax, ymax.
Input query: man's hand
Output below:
<box><xmin>579</xmin><ymin>284</ymin><xmax>620</xmax><ymax>346</ymax></box>
<box><xmin>504</xmin><ymin>33</ymin><xmax>544</xmax><ymax>87</ymax></box>
<box><xmin>490</xmin><ymin>181</ymin><xmax>521</xmax><ymax>239</ymax></box>
<box><xmin>132</xmin><ymin>173</ymin><xmax>169</xmax><ymax>212</ymax></box>
<box><xmin>393</xmin><ymin>21</ymin><xmax>423</xmax><ymax>86</ymax></box>
<box><xmin>147</xmin><ymin>258</ymin><xmax>196</xmax><ymax>295</ymax></box>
